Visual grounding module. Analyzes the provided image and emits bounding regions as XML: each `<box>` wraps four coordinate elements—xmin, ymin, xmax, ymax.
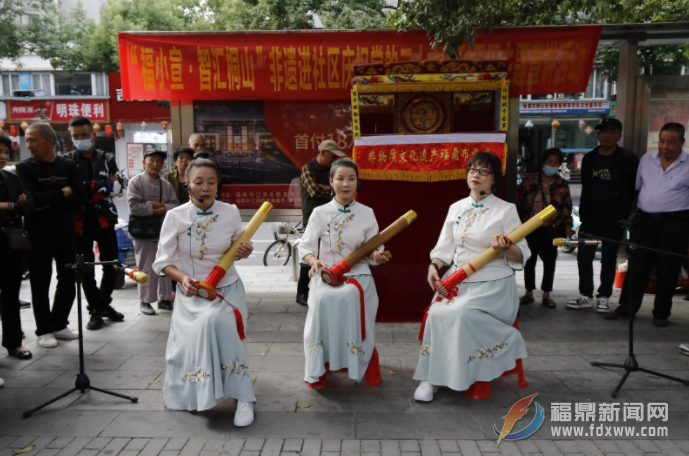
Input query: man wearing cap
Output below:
<box><xmin>295</xmin><ymin>139</ymin><xmax>346</xmax><ymax>306</ymax></box>
<box><xmin>567</xmin><ymin>118</ymin><xmax>639</xmax><ymax>313</ymax></box>
<box><xmin>606</xmin><ymin>122</ymin><xmax>689</xmax><ymax>326</ymax></box>
<box><xmin>127</xmin><ymin>149</ymin><xmax>179</xmax><ymax>315</ymax></box>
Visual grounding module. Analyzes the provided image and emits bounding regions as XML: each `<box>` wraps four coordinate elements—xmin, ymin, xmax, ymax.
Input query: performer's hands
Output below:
<box><xmin>370</xmin><ymin>249</ymin><xmax>390</xmax><ymax>264</ymax></box>
<box><xmin>236</xmin><ymin>240</ymin><xmax>253</xmax><ymax>259</ymax></box>
<box><xmin>181</xmin><ymin>275</ymin><xmax>200</xmax><ymax>297</ymax></box>
<box><xmin>491</xmin><ymin>235</ymin><xmax>512</xmax><ymax>252</ymax></box>
<box><xmin>309</xmin><ymin>258</ymin><xmax>327</xmax><ymax>278</ymax></box>
<box><xmin>427</xmin><ymin>266</ymin><xmax>440</xmax><ymax>291</ymax></box>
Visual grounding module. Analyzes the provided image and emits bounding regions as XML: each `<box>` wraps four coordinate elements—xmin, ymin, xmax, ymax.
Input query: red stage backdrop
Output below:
<box><xmin>118</xmin><ymin>27</ymin><xmax>601</xmax><ymax>100</ymax></box>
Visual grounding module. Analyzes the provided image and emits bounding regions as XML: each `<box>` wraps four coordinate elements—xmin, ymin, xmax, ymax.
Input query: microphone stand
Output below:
<box><xmin>23</xmin><ymin>255</ymin><xmax>138</xmax><ymax>417</ymax></box>
<box><xmin>578</xmin><ymin>231</ymin><xmax>689</xmax><ymax>398</ymax></box>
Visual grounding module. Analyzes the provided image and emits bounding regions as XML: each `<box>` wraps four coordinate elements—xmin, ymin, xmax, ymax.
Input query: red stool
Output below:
<box><xmin>464</xmin><ymin>317</ymin><xmax>528</xmax><ymax>400</ymax></box>
<box><xmin>308</xmin><ymin>347</ymin><xmax>381</xmax><ymax>388</ymax></box>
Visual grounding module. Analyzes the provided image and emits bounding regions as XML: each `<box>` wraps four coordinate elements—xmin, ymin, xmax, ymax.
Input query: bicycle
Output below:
<box><xmin>263</xmin><ymin>222</ymin><xmax>304</xmax><ymax>266</ymax></box>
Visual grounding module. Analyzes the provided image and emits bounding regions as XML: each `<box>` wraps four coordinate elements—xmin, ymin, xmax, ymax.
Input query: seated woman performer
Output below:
<box><xmin>300</xmin><ymin>158</ymin><xmax>389</xmax><ymax>387</ymax></box>
<box><xmin>414</xmin><ymin>152</ymin><xmax>531</xmax><ymax>402</ymax></box>
<box><xmin>152</xmin><ymin>159</ymin><xmax>256</xmax><ymax>427</ymax></box>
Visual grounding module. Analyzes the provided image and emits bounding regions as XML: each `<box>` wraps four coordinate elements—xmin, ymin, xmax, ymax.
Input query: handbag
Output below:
<box><xmin>1</xmin><ymin>227</ymin><xmax>33</xmax><ymax>251</ymax></box>
<box><xmin>128</xmin><ymin>180</ymin><xmax>164</xmax><ymax>240</ymax></box>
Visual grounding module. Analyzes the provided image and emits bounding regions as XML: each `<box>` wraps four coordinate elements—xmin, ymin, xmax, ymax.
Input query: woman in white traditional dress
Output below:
<box><xmin>414</xmin><ymin>152</ymin><xmax>531</xmax><ymax>402</ymax></box>
<box><xmin>300</xmin><ymin>158</ymin><xmax>389</xmax><ymax>387</ymax></box>
<box><xmin>152</xmin><ymin>159</ymin><xmax>256</xmax><ymax>427</ymax></box>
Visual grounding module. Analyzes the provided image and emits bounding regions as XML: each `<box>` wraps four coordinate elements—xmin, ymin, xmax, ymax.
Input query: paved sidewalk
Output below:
<box><xmin>1</xmin><ymin>261</ymin><xmax>689</xmax><ymax>455</ymax></box>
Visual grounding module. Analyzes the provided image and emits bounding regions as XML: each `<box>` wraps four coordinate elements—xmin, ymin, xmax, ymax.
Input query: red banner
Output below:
<box><xmin>118</xmin><ymin>27</ymin><xmax>601</xmax><ymax>101</ymax></box>
<box><xmin>353</xmin><ymin>133</ymin><xmax>506</xmax><ymax>181</ymax></box>
<box><xmin>8</xmin><ymin>99</ymin><xmax>109</xmax><ymax>122</ymax></box>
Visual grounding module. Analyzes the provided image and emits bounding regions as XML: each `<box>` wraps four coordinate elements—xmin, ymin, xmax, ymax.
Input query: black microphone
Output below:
<box><xmin>188</xmin><ymin>189</ymin><xmax>207</xmax><ymax>203</ymax></box>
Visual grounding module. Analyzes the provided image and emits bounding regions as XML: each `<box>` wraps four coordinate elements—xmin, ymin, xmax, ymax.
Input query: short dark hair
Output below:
<box><xmin>0</xmin><ymin>135</ymin><xmax>12</xmax><ymax>151</ymax></box>
<box><xmin>173</xmin><ymin>146</ymin><xmax>194</xmax><ymax>161</ymax></box>
<box><xmin>467</xmin><ymin>151</ymin><xmax>503</xmax><ymax>194</ymax></box>
<box><xmin>68</xmin><ymin>116</ymin><xmax>92</xmax><ymax>130</ymax></box>
<box><xmin>329</xmin><ymin>158</ymin><xmax>359</xmax><ymax>179</ymax></box>
<box><xmin>542</xmin><ymin>148</ymin><xmax>564</xmax><ymax>165</ymax></box>
<box><xmin>186</xmin><ymin>158</ymin><xmax>222</xmax><ymax>183</ymax></box>
<box><xmin>660</xmin><ymin>122</ymin><xmax>685</xmax><ymax>140</ymax></box>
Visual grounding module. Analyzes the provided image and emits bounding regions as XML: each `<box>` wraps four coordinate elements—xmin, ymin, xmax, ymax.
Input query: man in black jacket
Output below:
<box><xmin>64</xmin><ymin>116</ymin><xmax>125</xmax><ymax>330</ymax></box>
<box><xmin>566</xmin><ymin>119</ymin><xmax>639</xmax><ymax>313</ymax></box>
<box><xmin>16</xmin><ymin>122</ymin><xmax>87</xmax><ymax>348</ymax></box>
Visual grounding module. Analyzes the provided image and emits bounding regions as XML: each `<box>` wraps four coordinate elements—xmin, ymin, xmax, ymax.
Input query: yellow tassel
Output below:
<box><xmin>357</xmin><ymin>82</ymin><xmax>503</xmax><ymax>94</ymax></box>
<box><xmin>358</xmin><ymin>169</ymin><xmax>468</xmax><ymax>182</ymax></box>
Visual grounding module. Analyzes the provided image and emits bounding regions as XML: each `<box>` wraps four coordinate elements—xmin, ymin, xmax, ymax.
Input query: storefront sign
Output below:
<box><xmin>520</xmin><ymin>101</ymin><xmax>609</xmax><ymax>115</ymax></box>
<box><xmin>19</xmin><ymin>73</ymin><xmax>31</xmax><ymax>91</ymax></box>
<box><xmin>118</xmin><ymin>26</ymin><xmax>601</xmax><ymax>101</ymax></box>
<box><xmin>126</xmin><ymin>143</ymin><xmax>145</xmax><ymax>177</ymax></box>
<box><xmin>353</xmin><ymin>133</ymin><xmax>506</xmax><ymax>181</ymax></box>
<box><xmin>8</xmin><ymin>100</ymin><xmax>108</xmax><ymax>121</ymax></box>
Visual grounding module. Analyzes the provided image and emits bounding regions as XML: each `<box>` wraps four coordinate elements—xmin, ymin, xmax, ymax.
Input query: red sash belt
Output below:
<box><xmin>418</xmin><ymin>286</ymin><xmax>459</xmax><ymax>341</ymax></box>
<box><xmin>217</xmin><ymin>293</ymin><xmax>246</xmax><ymax>340</ymax></box>
<box><xmin>345</xmin><ymin>277</ymin><xmax>366</xmax><ymax>341</ymax></box>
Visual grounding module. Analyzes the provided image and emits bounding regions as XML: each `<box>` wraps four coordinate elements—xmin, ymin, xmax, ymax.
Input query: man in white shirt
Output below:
<box><xmin>606</xmin><ymin>122</ymin><xmax>689</xmax><ymax>326</ymax></box>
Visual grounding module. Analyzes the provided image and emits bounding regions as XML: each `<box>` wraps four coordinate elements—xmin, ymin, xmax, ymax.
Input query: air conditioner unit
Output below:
<box><xmin>12</xmin><ymin>89</ymin><xmax>45</xmax><ymax>97</ymax></box>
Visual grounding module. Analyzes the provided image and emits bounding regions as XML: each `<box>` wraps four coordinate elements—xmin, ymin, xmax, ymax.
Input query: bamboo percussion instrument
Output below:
<box><xmin>320</xmin><ymin>210</ymin><xmax>417</xmax><ymax>286</ymax></box>
<box><xmin>194</xmin><ymin>201</ymin><xmax>273</xmax><ymax>300</ymax></box>
<box><xmin>435</xmin><ymin>205</ymin><xmax>557</xmax><ymax>297</ymax></box>
<box><xmin>120</xmin><ymin>266</ymin><xmax>148</xmax><ymax>284</ymax></box>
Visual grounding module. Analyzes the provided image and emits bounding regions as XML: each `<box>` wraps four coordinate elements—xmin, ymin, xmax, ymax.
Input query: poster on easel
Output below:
<box><xmin>127</xmin><ymin>143</ymin><xmax>145</xmax><ymax>178</ymax></box>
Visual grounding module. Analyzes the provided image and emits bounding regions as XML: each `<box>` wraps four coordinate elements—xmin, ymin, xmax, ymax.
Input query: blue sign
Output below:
<box><xmin>19</xmin><ymin>73</ymin><xmax>31</xmax><ymax>90</ymax></box>
<box><xmin>520</xmin><ymin>108</ymin><xmax>609</xmax><ymax>115</ymax></box>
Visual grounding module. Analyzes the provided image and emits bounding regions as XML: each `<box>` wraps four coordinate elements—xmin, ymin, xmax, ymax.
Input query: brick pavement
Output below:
<box><xmin>1</xmin><ymin>260</ymin><xmax>689</xmax><ymax>455</ymax></box>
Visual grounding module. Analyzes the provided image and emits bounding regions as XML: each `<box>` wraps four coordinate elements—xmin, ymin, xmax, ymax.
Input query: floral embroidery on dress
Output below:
<box><xmin>330</xmin><ymin>214</ymin><xmax>356</xmax><ymax>252</ymax></box>
<box><xmin>455</xmin><ymin>206</ymin><xmax>490</xmax><ymax>247</ymax></box>
<box><xmin>309</xmin><ymin>340</ymin><xmax>323</xmax><ymax>355</ymax></box>
<box><xmin>467</xmin><ymin>342</ymin><xmax>509</xmax><ymax>362</ymax></box>
<box><xmin>420</xmin><ymin>343</ymin><xmax>431</xmax><ymax>356</ymax></box>
<box><xmin>221</xmin><ymin>360</ymin><xmax>250</xmax><ymax>375</ymax></box>
<box><xmin>195</xmin><ymin>215</ymin><xmax>219</xmax><ymax>259</ymax></box>
<box><xmin>347</xmin><ymin>342</ymin><xmax>365</xmax><ymax>356</ymax></box>
<box><xmin>182</xmin><ymin>368</ymin><xmax>210</xmax><ymax>382</ymax></box>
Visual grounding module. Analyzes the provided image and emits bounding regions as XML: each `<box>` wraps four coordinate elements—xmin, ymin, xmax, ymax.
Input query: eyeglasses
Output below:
<box><xmin>467</xmin><ymin>167</ymin><xmax>493</xmax><ymax>176</ymax></box>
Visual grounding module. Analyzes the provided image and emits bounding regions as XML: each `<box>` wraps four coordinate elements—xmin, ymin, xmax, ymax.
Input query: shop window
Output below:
<box><xmin>93</xmin><ymin>74</ymin><xmax>109</xmax><ymax>96</ymax></box>
<box><xmin>31</xmin><ymin>74</ymin><xmax>52</xmax><ymax>96</ymax></box>
<box><xmin>54</xmin><ymin>73</ymin><xmax>93</xmax><ymax>96</ymax></box>
<box><xmin>1</xmin><ymin>74</ymin><xmax>19</xmax><ymax>96</ymax></box>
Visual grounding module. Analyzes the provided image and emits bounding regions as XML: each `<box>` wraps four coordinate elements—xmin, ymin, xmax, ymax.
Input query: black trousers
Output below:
<box><xmin>576</xmin><ymin>219</ymin><xmax>625</xmax><ymax>299</ymax></box>
<box><xmin>524</xmin><ymin>227</ymin><xmax>557</xmax><ymax>292</ymax></box>
<box><xmin>77</xmin><ymin>225</ymin><xmax>119</xmax><ymax>311</ymax></box>
<box><xmin>0</xmin><ymin>250</ymin><xmax>24</xmax><ymax>349</ymax></box>
<box><xmin>28</xmin><ymin>231</ymin><xmax>77</xmax><ymax>336</ymax></box>
<box><xmin>617</xmin><ymin>212</ymin><xmax>689</xmax><ymax>319</ymax></box>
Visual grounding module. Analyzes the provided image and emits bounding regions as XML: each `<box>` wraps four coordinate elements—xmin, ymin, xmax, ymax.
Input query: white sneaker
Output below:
<box><xmin>0</xmin><ymin>378</ymin><xmax>4</xmax><ymax>388</ymax></box>
<box><xmin>38</xmin><ymin>334</ymin><xmax>58</xmax><ymax>348</ymax></box>
<box><xmin>233</xmin><ymin>401</ymin><xmax>254</xmax><ymax>427</ymax></box>
<box><xmin>566</xmin><ymin>295</ymin><xmax>594</xmax><ymax>309</ymax></box>
<box><xmin>596</xmin><ymin>296</ymin><xmax>610</xmax><ymax>313</ymax></box>
<box><xmin>414</xmin><ymin>381</ymin><xmax>439</xmax><ymax>402</ymax></box>
<box><xmin>53</xmin><ymin>327</ymin><xmax>79</xmax><ymax>340</ymax></box>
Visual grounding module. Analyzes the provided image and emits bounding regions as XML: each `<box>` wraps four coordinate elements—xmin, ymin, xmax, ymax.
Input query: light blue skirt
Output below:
<box><xmin>304</xmin><ymin>275</ymin><xmax>379</xmax><ymax>383</ymax></box>
<box><xmin>414</xmin><ymin>274</ymin><xmax>527</xmax><ymax>392</ymax></box>
<box><xmin>163</xmin><ymin>279</ymin><xmax>256</xmax><ymax>411</ymax></box>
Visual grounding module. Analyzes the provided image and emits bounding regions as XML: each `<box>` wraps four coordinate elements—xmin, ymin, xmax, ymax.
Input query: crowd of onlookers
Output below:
<box><xmin>1</xmin><ymin>116</ymin><xmax>688</xmax><ymax>391</ymax></box>
<box><xmin>0</xmin><ymin>117</ymin><xmax>213</xmax><ymax>388</ymax></box>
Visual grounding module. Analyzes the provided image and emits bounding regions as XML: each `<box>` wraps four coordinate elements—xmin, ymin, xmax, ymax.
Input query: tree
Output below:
<box><xmin>389</xmin><ymin>0</ymin><xmax>689</xmax><ymax>67</ymax></box>
<box><xmin>63</xmin><ymin>0</ymin><xmax>391</xmax><ymax>74</ymax></box>
<box><xmin>0</xmin><ymin>0</ymin><xmax>71</xmax><ymax>64</ymax></box>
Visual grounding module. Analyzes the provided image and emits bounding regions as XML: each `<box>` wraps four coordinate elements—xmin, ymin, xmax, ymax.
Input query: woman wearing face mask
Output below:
<box><xmin>153</xmin><ymin>159</ymin><xmax>256</xmax><ymax>427</ymax></box>
<box><xmin>415</xmin><ymin>152</ymin><xmax>530</xmax><ymax>402</ymax></box>
<box><xmin>299</xmin><ymin>158</ymin><xmax>390</xmax><ymax>388</ymax></box>
<box><xmin>515</xmin><ymin>148</ymin><xmax>573</xmax><ymax>309</ymax></box>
